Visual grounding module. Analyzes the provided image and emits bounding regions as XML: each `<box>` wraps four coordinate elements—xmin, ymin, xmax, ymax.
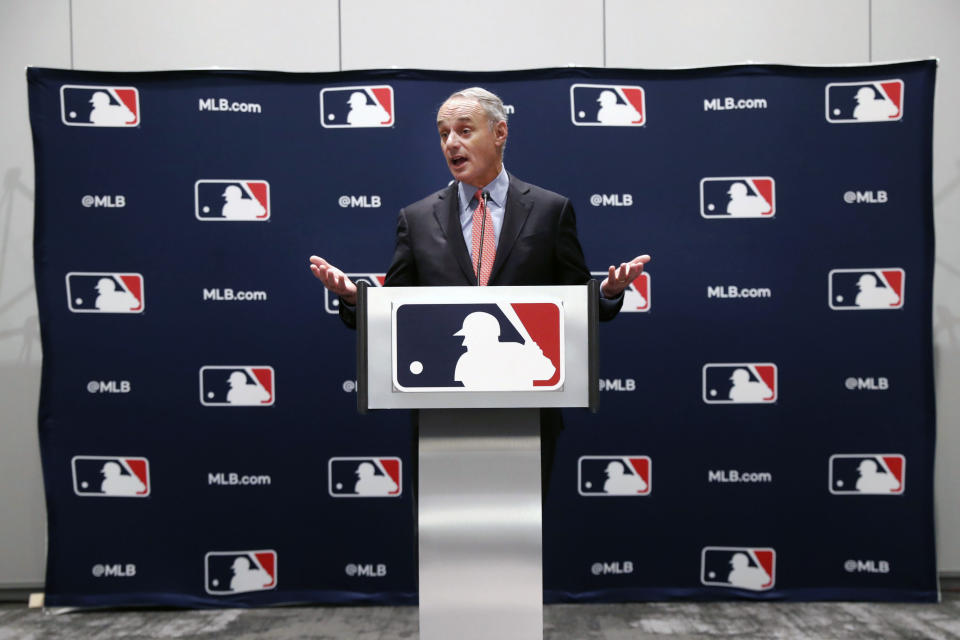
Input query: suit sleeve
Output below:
<box><xmin>555</xmin><ymin>198</ymin><xmax>624</xmax><ymax>322</ymax></box>
<box><xmin>384</xmin><ymin>208</ymin><xmax>418</xmax><ymax>287</ymax></box>
<box><xmin>336</xmin><ymin>208</ymin><xmax>419</xmax><ymax>330</ymax></box>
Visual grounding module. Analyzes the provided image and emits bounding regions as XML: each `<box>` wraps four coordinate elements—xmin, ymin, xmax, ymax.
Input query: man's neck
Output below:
<box><xmin>463</xmin><ymin>163</ymin><xmax>504</xmax><ymax>191</ymax></box>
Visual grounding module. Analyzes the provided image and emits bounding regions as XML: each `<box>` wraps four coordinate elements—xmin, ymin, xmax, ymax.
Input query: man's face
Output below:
<box><xmin>437</xmin><ymin>97</ymin><xmax>507</xmax><ymax>188</ymax></box>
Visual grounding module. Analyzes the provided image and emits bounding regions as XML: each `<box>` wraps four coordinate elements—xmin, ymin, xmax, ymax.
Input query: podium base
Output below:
<box><xmin>418</xmin><ymin>408</ymin><xmax>543</xmax><ymax>640</ymax></box>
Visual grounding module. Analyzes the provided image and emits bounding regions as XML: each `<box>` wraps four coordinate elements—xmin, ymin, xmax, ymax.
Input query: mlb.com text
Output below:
<box><xmin>199</xmin><ymin>98</ymin><xmax>262</xmax><ymax>113</ymax></box>
<box><xmin>708</xmin><ymin>470</ymin><xmax>773</xmax><ymax>484</ymax></box>
<box><xmin>208</xmin><ymin>473</ymin><xmax>272</xmax><ymax>486</ymax></box>
<box><xmin>707</xmin><ymin>285</ymin><xmax>772</xmax><ymax>299</ymax></box>
<box><xmin>704</xmin><ymin>97</ymin><xmax>768</xmax><ymax>111</ymax></box>
<box><xmin>203</xmin><ymin>288</ymin><xmax>268</xmax><ymax>302</ymax></box>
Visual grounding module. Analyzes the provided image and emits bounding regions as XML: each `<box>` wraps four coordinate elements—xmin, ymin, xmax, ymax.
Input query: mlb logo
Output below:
<box><xmin>392</xmin><ymin>301</ymin><xmax>564</xmax><ymax>392</ymax></box>
<box><xmin>320</xmin><ymin>85</ymin><xmax>394</xmax><ymax>128</ymax></box>
<box><xmin>701</xmin><ymin>547</ymin><xmax>776</xmax><ymax>591</ymax></box>
<box><xmin>700</xmin><ymin>177</ymin><xmax>775</xmax><ymax>218</ymax></box>
<box><xmin>60</xmin><ymin>85</ymin><xmax>140</xmax><ymax>127</ymax></box>
<box><xmin>703</xmin><ymin>363</ymin><xmax>777</xmax><ymax>404</ymax></box>
<box><xmin>570</xmin><ymin>84</ymin><xmax>645</xmax><ymax>126</ymax></box>
<box><xmin>328</xmin><ymin>457</ymin><xmax>402</xmax><ymax>497</ymax></box>
<box><xmin>592</xmin><ymin>271</ymin><xmax>650</xmax><ymax>312</ymax></box>
<box><xmin>195</xmin><ymin>180</ymin><xmax>270</xmax><ymax>221</ymax></box>
<box><xmin>829</xmin><ymin>268</ymin><xmax>904</xmax><ymax>310</ymax></box>
<box><xmin>205</xmin><ymin>550</ymin><xmax>277</xmax><ymax>595</ymax></box>
<box><xmin>200</xmin><ymin>366</ymin><xmax>275</xmax><ymax>406</ymax></box>
<box><xmin>578</xmin><ymin>456</ymin><xmax>651</xmax><ymax>496</ymax></box>
<box><xmin>829</xmin><ymin>454</ymin><xmax>905</xmax><ymax>495</ymax></box>
<box><xmin>826</xmin><ymin>79</ymin><xmax>903</xmax><ymax>123</ymax></box>
<box><xmin>65</xmin><ymin>272</ymin><xmax>144</xmax><ymax>313</ymax></box>
<box><xmin>325</xmin><ymin>273</ymin><xmax>385</xmax><ymax>314</ymax></box>
<box><xmin>71</xmin><ymin>456</ymin><xmax>150</xmax><ymax>497</ymax></box>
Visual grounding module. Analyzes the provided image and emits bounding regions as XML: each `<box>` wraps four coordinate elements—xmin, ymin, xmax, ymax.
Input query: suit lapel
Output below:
<box><xmin>488</xmin><ymin>174</ymin><xmax>532</xmax><ymax>284</ymax></box>
<box><xmin>434</xmin><ymin>183</ymin><xmax>477</xmax><ymax>285</ymax></box>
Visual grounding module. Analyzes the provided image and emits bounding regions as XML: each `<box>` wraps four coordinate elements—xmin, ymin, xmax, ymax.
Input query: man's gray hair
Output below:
<box><xmin>445</xmin><ymin>87</ymin><xmax>508</xmax><ymax>128</ymax></box>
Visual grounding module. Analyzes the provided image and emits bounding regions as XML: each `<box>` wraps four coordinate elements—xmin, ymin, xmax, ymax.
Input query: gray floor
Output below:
<box><xmin>1</xmin><ymin>585</ymin><xmax>958</xmax><ymax>640</ymax></box>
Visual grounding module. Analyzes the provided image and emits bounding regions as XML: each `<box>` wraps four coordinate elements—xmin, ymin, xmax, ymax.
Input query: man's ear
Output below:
<box><xmin>494</xmin><ymin>120</ymin><xmax>508</xmax><ymax>147</ymax></box>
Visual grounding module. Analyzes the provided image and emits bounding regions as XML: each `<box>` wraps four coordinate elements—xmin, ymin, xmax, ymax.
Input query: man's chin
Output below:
<box><xmin>448</xmin><ymin>164</ymin><xmax>475</xmax><ymax>183</ymax></box>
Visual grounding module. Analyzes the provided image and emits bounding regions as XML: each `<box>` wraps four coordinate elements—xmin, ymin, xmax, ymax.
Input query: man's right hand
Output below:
<box><xmin>309</xmin><ymin>256</ymin><xmax>357</xmax><ymax>305</ymax></box>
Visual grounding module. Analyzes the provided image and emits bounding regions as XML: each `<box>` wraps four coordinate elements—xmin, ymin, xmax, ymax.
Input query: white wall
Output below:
<box><xmin>1</xmin><ymin>0</ymin><xmax>957</xmax><ymax>587</ymax></box>
<box><xmin>872</xmin><ymin>0</ymin><xmax>960</xmax><ymax>576</ymax></box>
<box><xmin>0</xmin><ymin>0</ymin><xmax>71</xmax><ymax>588</ymax></box>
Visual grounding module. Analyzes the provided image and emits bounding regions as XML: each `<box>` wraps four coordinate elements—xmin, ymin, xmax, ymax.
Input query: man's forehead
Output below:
<box><xmin>437</xmin><ymin>97</ymin><xmax>485</xmax><ymax>126</ymax></box>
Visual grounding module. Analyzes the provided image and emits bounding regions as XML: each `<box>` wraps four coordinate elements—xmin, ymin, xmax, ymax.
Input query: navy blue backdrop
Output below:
<box><xmin>28</xmin><ymin>62</ymin><xmax>938</xmax><ymax>607</ymax></box>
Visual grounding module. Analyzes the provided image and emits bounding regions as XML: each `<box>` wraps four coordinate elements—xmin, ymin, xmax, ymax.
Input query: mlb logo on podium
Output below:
<box><xmin>701</xmin><ymin>547</ymin><xmax>776</xmax><ymax>591</ymax></box>
<box><xmin>65</xmin><ymin>272</ymin><xmax>144</xmax><ymax>313</ymax></box>
<box><xmin>578</xmin><ymin>456</ymin><xmax>651</xmax><ymax>496</ymax></box>
<box><xmin>829</xmin><ymin>454</ymin><xmax>905</xmax><ymax>495</ymax></box>
<box><xmin>829</xmin><ymin>268</ymin><xmax>904</xmax><ymax>310</ymax></box>
<box><xmin>700</xmin><ymin>177</ymin><xmax>775</xmax><ymax>218</ymax></box>
<box><xmin>328</xmin><ymin>457</ymin><xmax>402</xmax><ymax>497</ymax></box>
<box><xmin>71</xmin><ymin>456</ymin><xmax>150</xmax><ymax>497</ymax></box>
<box><xmin>60</xmin><ymin>85</ymin><xmax>140</xmax><ymax>127</ymax></box>
<box><xmin>205</xmin><ymin>550</ymin><xmax>277</xmax><ymax>595</ymax></box>
<box><xmin>195</xmin><ymin>180</ymin><xmax>270</xmax><ymax>221</ymax></box>
<box><xmin>200</xmin><ymin>366</ymin><xmax>275</xmax><ymax>406</ymax></box>
<box><xmin>325</xmin><ymin>274</ymin><xmax>385</xmax><ymax>314</ymax></box>
<box><xmin>392</xmin><ymin>301</ymin><xmax>564</xmax><ymax>392</ymax></box>
<box><xmin>570</xmin><ymin>84</ymin><xmax>645</xmax><ymax>126</ymax></box>
<box><xmin>591</xmin><ymin>271</ymin><xmax>650</xmax><ymax>312</ymax></box>
<box><xmin>703</xmin><ymin>363</ymin><xmax>777</xmax><ymax>404</ymax></box>
<box><xmin>320</xmin><ymin>85</ymin><xmax>394</xmax><ymax>128</ymax></box>
<box><xmin>826</xmin><ymin>79</ymin><xmax>903</xmax><ymax>123</ymax></box>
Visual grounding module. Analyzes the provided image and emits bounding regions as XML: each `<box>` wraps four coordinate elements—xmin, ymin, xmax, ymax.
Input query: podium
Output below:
<box><xmin>356</xmin><ymin>283</ymin><xmax>598</xmax><ymax>640</ymax></box>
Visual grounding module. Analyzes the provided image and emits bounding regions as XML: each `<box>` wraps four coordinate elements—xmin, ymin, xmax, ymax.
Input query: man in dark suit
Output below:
<box><xmin>311</xmin><ymin>86</ymin><xmax>648</xmax><ymax>320</ymax></box>
<box><xmin>309</xmin><ymin>87</ymin><xmax>649</xmax><ymax>493</ymax></box>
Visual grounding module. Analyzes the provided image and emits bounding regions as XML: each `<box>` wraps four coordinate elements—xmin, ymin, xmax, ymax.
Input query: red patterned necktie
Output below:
<box><xmin>471</xmin><ymin>189</ymin><xmax>496</xmax><ymax>285</ymax></box>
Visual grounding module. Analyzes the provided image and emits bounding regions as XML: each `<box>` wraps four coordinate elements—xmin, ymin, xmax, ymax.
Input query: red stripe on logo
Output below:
<box><xmin>880</xmin><ymin>81</ymin><xmax>902</xmax><ymax>117</ymax></box>
<box><xmin>246</xmin><ymin>182</ymin><xmax>269</xmax><ymax>218</ymax></box>
<box><xmin>881</xmin><ymin>270</ymin><xmax>902</xmax><ymax>301</ymax></box>
<box><xmin>118</xmin><ymin>275</ymin><xmax>142</xmax><ymax>310</ymax></box>
<box><xmin>882</xmin><ymin>456</ymin><xmax>904</xmax><ymax>489</ymax></box>
<box><xmin>114</xmin><ymin>89</ymin><xmax>139</xmax><ymax>125</ymax></box>
<box><xmin>124</xmin><ymin>458</ymin><xmax>149</xmax><ymax>494</ymax></box>
<box><xmin>628</xmin><ymin>458</ymin><xmax>649</xmax><ymax>486</ymax></box>
<box><xmin>751</xmin><ymin>179</ymin><xmax>774</xmax><ymax>215</ymax></box>
<box><xmin>511</xmin><ymin>303</ymin><xmax>561</xmax><ymax>387</ymax></box>
<box><xmin>631</xmin><ymin>274</ymin><xmax>649</xmax><ymax>309</ymax></box>
<box><xmin>251</xmin><ymin>368</ymin><xmax>273</xmax><ymax>402</ymax></box>
<box><xmin>370</xmin><ymin>88</ymin><xmax>393</xmax><ymax>125</ymax></box>
<box><xmin>620</xmin><ymin>88</ymin><xmax>644</xmax><ymax>124</ymax></box>
<box><xmin>254</xmin><ymin>553</ymin><xmax>276</xmax><ymax>586</ymax></box>
<box><xmin>753</xmin><ymin>550</ymin><xmax>775</xmax><ymax>586</ymax></box>
<box><xmin>379</xmin><ymin>458</ymin><xmax>401</xmax><ymax>494</ymax></box>
<box><xmin>755</xmin><ymin>365</ymin><xmax>776</xmax><ymax>400</ymax></box>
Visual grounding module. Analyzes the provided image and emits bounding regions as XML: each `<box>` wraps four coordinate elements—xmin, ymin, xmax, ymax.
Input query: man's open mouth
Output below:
<box><xmin>450</xmin><ymin>156</ymin><xmax>467</xmax><ymax>167</ymax></box>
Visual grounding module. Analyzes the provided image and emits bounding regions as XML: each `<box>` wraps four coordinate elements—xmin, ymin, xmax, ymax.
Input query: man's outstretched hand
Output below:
<box><xmin>600</xmin><ymin>255</ymin><xmax>651</xmax><ymax>298</ymax></box>
<box><xmin>309</xmin><ymin>256</ymin><xmax>357</xmax><ymax>305</ymax></box>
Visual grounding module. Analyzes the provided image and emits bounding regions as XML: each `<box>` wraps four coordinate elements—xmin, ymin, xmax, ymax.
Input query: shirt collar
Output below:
<box><xmin>458</xmin><ymin>165</ymin><xmax>509</xmax><ymax>209</ymax></box>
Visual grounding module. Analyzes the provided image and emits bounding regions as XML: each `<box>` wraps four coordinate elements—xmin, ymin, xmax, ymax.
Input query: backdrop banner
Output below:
<box><xmin>28</xmin><ymin>61</ymin><xmax>938</xmax><ymax>607</ymax></box>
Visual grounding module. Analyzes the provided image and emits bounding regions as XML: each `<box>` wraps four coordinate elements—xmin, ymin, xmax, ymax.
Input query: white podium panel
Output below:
<box><xmin>361</xmin><ymin>285</ymin><xmax>593</xmax><ymax>410</ymax></box>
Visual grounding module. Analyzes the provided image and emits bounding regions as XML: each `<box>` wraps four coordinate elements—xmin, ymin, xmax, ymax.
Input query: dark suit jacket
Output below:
<box><xmin>339</xmin><ymin>174</ymin><xmax>623</xmax><ymax>327</ymax></box>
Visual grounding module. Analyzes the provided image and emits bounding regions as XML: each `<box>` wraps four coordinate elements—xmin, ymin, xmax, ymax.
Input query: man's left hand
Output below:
<box><xmin>600</xmin><ymin>255</ymin><xmax>651</xmax><ymax>298</ymax></box>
